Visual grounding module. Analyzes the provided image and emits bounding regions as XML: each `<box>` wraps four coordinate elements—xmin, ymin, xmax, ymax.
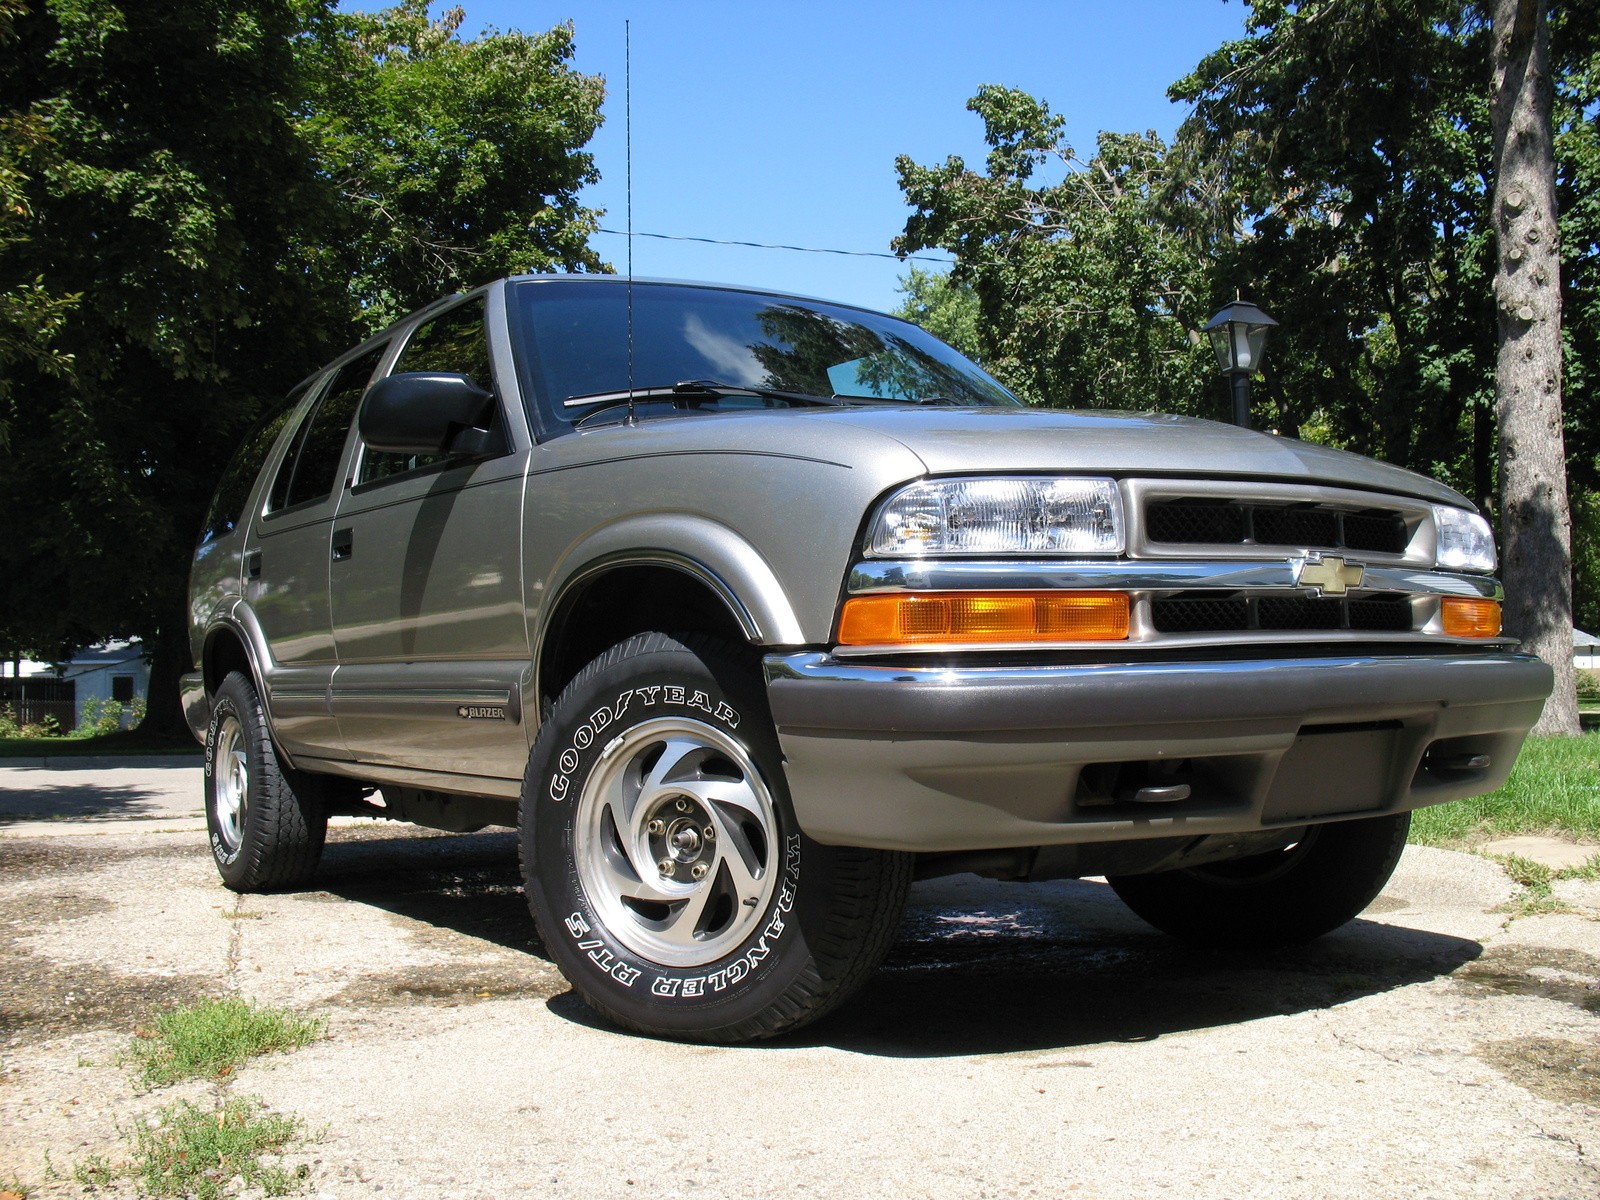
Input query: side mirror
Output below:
<box><xmin>359</xmin><ymin>372</ymin><xmax>496</xmax><ymax>456</ymax></box>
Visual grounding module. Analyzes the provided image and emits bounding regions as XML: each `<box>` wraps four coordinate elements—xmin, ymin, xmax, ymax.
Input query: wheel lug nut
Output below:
<box><xmin>702</xmin><ymin>825</ymin><xmax>715</xmax><ymax>840</ymax></box>
<box><xmin>675</xmin><ymin>798</ymin><xmax>690</xmax><ymax>812</ymax></box>
<box><xmin>647</xmin><ymin>819</ymin><xmax>665</xmax><ymax>835</ymax></box>
<box><xmin>690</xmin><ymin>863</ymin><xmax>709</xmax><ymax>880</ymax></box>
<box><xmin>658</xmin><ymin>858</ymin><xmax>675</xmax><ymax>877</ymax></box>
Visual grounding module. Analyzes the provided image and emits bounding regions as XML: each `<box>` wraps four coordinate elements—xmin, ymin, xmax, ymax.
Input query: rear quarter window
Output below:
<box><xmin>197</xmin><ymin>390</ymin><xmax>304</xmax><ymax>545</ymax></box>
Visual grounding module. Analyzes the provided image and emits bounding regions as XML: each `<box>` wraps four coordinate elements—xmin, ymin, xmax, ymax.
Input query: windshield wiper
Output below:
<box><xmin>565</xmin><ymin>379</ymin><xmax>844</xmax><ymax>425</ymax></box>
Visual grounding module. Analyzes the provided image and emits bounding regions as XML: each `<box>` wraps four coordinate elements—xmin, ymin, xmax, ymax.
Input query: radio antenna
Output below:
<box><xmin>625</xmin><ymin>19</ymin><xmax>635</xmax><ymax>427</ymax></box>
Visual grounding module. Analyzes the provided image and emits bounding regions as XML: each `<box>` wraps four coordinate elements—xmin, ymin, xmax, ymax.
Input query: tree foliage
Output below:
<box><xmin>895</xmin><ymin>86</ymin><xmax>1214</xmax><ymax>414</ymax></box>
<box><xmin>0</xmin><ymin>0</ymin><xmax>77</xmax><ymax>454</ymax></box>
<box><xmin>1169</xmin><ymin>0</ymin><xmax>1501</xmax><ymax>490</ymax></box>
<box><xmin>0</xmin><ymin>0</ymin><xmax>605</xmax><ymax>727</ymax></box>
<box><xmin>893</xmin><ymin>266</ymin><xmax>982</xmax><ymax>363</ymax></box>
<box><xmin>298</xmin><ymin>1</ymin><xmax>605</xmax><ymax>329</ymax></box>
<box><xmin>1</xmin><ymin>0</ymin><xmax>339</xmax><ymax>677</ymax></box>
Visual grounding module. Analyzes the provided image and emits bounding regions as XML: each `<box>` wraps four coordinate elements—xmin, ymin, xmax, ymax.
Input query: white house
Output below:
<box><xmin>0</xmin><ymin>640</ymin><xmax>149</xmax><ymax>731</ymax></box>
<box><xmin>1577</xmin><ymin>629</ymin><xmax>1599</xmax><ymax>672</ymax></box>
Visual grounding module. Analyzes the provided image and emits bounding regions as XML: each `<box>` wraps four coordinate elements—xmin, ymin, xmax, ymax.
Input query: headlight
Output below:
<box><xmin>867</xmin><ymin>477</ymin><xmax>1124</xmax><ymax>557</ymax></box>
<box><xmin>1433</xmin><ymin>505</ymin><xmax>1497</xmax><ymax>572</ymax></box>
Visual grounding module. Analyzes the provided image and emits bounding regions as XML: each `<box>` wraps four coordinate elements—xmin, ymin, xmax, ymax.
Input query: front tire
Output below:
<box><xmin>205</xmin><ymin>671</ymin><xmax>328</xmax><ymax>891</ymax></box>
<box><xmin>1106</xmin><ymin>812</ymin><xmax>1411</xmax><ymax>948</ymax></box>
<box><xmin>521</xmin><ymin>633</ymin><xmax>911</xmax><ymax>1042</ymax></box>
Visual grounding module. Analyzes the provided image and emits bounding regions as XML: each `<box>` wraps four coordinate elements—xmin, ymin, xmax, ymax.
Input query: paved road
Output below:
<box><xmin>2</xmin><ymin>759</ymin><xmax>1597</xmax><ymax>1199</ymax></box>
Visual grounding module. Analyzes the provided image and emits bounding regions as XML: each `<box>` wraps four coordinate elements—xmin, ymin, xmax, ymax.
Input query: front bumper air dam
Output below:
<box><xmin>762</xmin><ymin>651</ymin><xmax>1553</xmax><ymax>853</ymax></box>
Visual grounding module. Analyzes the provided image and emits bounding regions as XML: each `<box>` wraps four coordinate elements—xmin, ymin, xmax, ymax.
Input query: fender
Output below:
<box><xmin>201</xmin><ymin>603</ymin><xmax>308</xmax><ymax>768</ymax></box>
<box><xmin>533</xmin><ymin>514</ymin><xmax>807</xmax><ymax>704</ymax></box>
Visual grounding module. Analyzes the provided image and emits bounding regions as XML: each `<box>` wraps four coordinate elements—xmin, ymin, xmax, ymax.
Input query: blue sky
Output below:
<box><xmin>457</xmin><ymin>2</ymin><xmax>1250</xmax><ymax>313</ymax></box>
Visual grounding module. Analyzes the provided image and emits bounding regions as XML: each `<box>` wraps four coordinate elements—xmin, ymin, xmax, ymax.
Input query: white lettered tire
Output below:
<box><xmin>205</xmin><ymin>670</ymin><xmax>327</xmax><ymax>891</ymax></box>
<box><xmin>520</xmin><ymin>633</ymin><xmax>911</xmax><ymax>1042</ymax></box>
<box><xmin>1107</xmin><ymin>811</ymin><xmax>1412</xmax><ymax>947</ymax></box>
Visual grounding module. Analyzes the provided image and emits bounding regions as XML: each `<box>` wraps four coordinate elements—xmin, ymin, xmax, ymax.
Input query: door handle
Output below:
<box><xmin>246</xmin><ymin>550</ymin><xmax>262</xmax><ymax>579</ymax></box>
<box><xmin>332</xmin><ymin>528</ymin><xmax>353</xmax><ymax>561</ymax></box>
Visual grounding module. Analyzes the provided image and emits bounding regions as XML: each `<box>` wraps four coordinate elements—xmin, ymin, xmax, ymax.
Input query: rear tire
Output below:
<box><xmin>205</xmin><ymin>670</ymin><xmax>327</xmax><ymax>891</ymax></box>
<box><xmin>521</xmin><ymin>632</ymin><xmax>911</xmax><ymax>1042</ymax></box>
<box><xmin>1106</xmin><ymin>812</ymin><xmax>1411</xmax><ymax>948</ymax></box>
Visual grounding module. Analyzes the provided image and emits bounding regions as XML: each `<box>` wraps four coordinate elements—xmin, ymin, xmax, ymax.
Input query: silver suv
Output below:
<box><xmin>184</xmin><ymin>276</ymin><xmax>1552</xmax><ymax>1041</ymax></box>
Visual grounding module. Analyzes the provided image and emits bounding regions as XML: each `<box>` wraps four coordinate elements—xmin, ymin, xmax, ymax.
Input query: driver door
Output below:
<box><xmin>328</xmin><ymin>294</ymin><xmax>532</xmax><ymax>784</ymax></box>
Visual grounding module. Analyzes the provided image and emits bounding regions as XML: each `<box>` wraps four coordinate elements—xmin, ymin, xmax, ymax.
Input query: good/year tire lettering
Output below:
<box><xmin>548</xmin><ymin>682</ymin><xmax>739</xmax><ymax>802</ymax></box>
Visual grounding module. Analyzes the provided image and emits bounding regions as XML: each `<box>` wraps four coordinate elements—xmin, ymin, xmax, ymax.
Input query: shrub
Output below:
<box><xmin>77</xmin><ymin>696</ymin><xmax>147</xmax><ymax>736</ymax></box>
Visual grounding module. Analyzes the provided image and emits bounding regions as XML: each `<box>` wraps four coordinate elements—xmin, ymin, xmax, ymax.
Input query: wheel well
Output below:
<box><xmin>539</xmin><ymin>565</ymin><xmax>751</xmax><ymax>710</ymax></box>
<box><xmin>204</xmin><ymin>628</ymin><xmax>254</xmax><ymax>697</ymax></box>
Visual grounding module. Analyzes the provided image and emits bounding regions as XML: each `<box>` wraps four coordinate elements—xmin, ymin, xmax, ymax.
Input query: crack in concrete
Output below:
<box><xmin>224</xmin><ymin>891</ymin><xmax>246</xmax><ymax>994</ymax></box>
<box><xmin>1530</xmin><ymin>1119</ymin><xmax>1598</xmax><ymax>1180</ymax></box>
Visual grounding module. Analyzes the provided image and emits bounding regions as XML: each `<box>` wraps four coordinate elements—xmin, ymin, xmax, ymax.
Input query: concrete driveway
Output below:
<box><xmin>2</xmin><ymin>758</ymin><xmax>1597</xmax><ymax>1198</ymax></box>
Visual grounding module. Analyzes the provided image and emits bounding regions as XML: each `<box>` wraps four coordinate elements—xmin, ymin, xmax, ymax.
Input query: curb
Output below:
<box><xmin>0</xmin><ymin>754</ymin><xmax>203</xmax><ymax>770</ymax></box>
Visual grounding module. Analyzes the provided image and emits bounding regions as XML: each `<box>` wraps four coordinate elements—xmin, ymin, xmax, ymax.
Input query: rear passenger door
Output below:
<box><xmin>242</xmin><ymin>346</ymin><xmax>386</xmax><ymax>759</ymax></box>
<box><xmin>328</xmin><ymin>293</ymin><xmax>531</xmax><ymax>784</ymax></box>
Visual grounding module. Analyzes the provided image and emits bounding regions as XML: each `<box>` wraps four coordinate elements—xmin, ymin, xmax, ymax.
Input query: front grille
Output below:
<box><xmin>1146</xmin><ymin>499</ymin><xmax>1408</xmax><ymax>556</ymax></box>
<box><xmin>1152</xmin><ymin>593</ymin><xmax>1413</xmax><ymax>635</ymax></box>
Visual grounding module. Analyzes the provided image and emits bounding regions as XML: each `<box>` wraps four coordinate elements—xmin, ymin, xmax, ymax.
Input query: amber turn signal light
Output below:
<box><xmin>1440</xmin><ymin>596</ymin><xmax>1502</xmax><ymax>638</ymax></box>
<box><xmin>838</xmin><ymin>591</ymin><xmax>1131</xmax><ymax>646</ymax></box>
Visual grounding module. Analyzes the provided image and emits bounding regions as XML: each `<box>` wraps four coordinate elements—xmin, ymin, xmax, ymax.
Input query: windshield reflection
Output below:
<box><xmin>512</xmin><ymin>280</ymin><xmax>1021</xmax><ymax>424</ymax></box>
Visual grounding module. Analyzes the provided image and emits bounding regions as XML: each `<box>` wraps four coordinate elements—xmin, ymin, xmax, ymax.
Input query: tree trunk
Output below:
<box><xmin>138</xmin><ymin>619</ymin><xmax>194</xmax><ymax>742</ymax></box>
<box><xmin>1490</xmin><ymin>0</ymin><xmax>1579</xmax><ymax>735</ymax></box>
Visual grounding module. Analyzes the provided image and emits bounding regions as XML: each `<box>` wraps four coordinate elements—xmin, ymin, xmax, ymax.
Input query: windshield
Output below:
<box><xmin>510</xmin><ymin>279</ymin><xmax>1021</xmax><ymax>428</ymax></box>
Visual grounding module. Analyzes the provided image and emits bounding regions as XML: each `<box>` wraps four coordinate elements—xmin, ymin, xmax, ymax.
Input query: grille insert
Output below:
<box><xmin>1152</xmin><ymin>593</ymin><xmax>1413</xmax><ymax>635</ymax></box>
<box><xmin>1146</xmin><ymin>499</ymin><xmax>1408</xmax><ymax>555</ymax></box>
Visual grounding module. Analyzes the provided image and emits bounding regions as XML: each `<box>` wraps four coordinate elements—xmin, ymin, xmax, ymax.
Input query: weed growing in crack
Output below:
<box><xmin>70</xmin><ymin>1154</ymin><xmax>115</xmax><ymax>1189</ymax></box>
<box><xmin>130</xmin><ymin>1097</ymin><xmax>308</xmax><ymax>1199</ymax></box>
<box><xmin>66</xmin><ymin>1097</ymin><xmax>309</xmax><ymax>1199</ymax></box>
<box><xmin>128</xmin><ymin>998</ymin><xmax>325</xmax><ymax>1089</ymax></box>
<box><xmin>1488</xmin><ymin>853</ymin><xmax>1600</xmax><ymax>919</ymax></box>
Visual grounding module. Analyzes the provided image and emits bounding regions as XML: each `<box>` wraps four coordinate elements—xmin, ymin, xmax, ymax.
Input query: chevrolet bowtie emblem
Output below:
<box><xmin>1295</xmin><ymin>553</ymin><xmax>1365</xmax><ymax>596</ymax></box>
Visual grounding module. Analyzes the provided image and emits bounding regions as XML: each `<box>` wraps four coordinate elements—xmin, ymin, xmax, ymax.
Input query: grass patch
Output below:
<box><xmin>1409</xmin><ymin>733</ymin><xmax>1600</xmax><ymax>847</ymax></box>
<box><xmin>132</xmin><ymin>1097</ymin><xmax>307</xmax><ymax>1199</ymax></box>
<box><xmin>1</xmin><ymin>1175</ymin><xmax>32</xmax><ymax>1199</ymax></box>
<box><xmin>0</xmin><ymin>729</ymin><xmax>200</xmax><ymax>758</ymax></box>
<box><xmin>129</xmin><ymin>999</ymin><xmax>324</xmax><ymax>1089</ymax></box>
<box><xmin>67</xmin><ymin>1096</ymin><xmax>309</xmax><ymax>1199</ymax></box>
<box><xmin>70</xmin><ymin>1155</ymin><xmax>115</xmax><ymax>1190</ymax></box>
<box><xmin>1482</xmin><ymin>852</ymin><xmax>1600</xmax><ymax>919</ymax></box>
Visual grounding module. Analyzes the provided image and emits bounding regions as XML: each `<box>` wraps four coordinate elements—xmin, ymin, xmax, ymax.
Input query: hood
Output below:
<box><xmin>802</xmin><ymin>406</ymin><xmax>1472</xmax><ymax>508</ymax></box>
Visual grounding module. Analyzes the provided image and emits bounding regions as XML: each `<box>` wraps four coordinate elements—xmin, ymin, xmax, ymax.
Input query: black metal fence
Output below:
<box><xmin>0</xmin><ymin>677</ymin><xmax>77</xmax><ymax>729</ymax></box>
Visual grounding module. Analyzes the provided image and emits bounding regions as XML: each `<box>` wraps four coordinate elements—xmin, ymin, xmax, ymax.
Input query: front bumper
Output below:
<box><xmin>762</xmin><ymin>650</ymin><xmax>1552</xmax><ymax>852</ymax></box>
<box><xmin>179</xmin><ymin>671</ymin><xmax>209</xmax><ymax>746</ymax></box>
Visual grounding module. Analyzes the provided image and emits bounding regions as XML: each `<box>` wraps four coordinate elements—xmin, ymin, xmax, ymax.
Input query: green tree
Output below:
<box><xmin>1170</xmin><ymin>0</ymin><xmax>1498</xmax><ymax>490</ymax></box>
<box><xmin>298</xmin><ymin>1</ymin><xmax>605</xmax><ymax>330</ymax></box>
<box><xmin>898</xmin><ymin>2</ymin><xmax>1596</xmax><ymax>727</ymax></box>
<box><xmin>0</xmin><ymin>0</ymin><xmax>347</xmax><ymax>725</ymax></box>
<box><xmin>893</xmin><ymin>266</ymin><xmax>982</xmax><ymax>363</ymax></box>
<box><xmin>894</xmin><ymin>86</ymin><xmax>1214</xmax><ymax>413</ymax></box>
<box><xmin>0</xmin><ymin>0</ymin><xmax>606</xmax><ymax>733</ymax></box>
<box><xmin>0</xmin><ymin>0</ymin><xmax>76</xmax><ymax>454</ymax></box>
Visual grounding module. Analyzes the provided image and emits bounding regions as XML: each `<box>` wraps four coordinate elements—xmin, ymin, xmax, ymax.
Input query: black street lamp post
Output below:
<box><xmin>1203</xmin><ymin>300</ymin><xmax>1278</xmax><ymax>429</ymax></box>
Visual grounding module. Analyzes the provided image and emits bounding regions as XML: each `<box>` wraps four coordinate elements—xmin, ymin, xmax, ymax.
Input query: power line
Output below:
<box><xmin>596</xmin><ymin>227</ymin><xmax>952</xmax><ymax>265</ymax></box>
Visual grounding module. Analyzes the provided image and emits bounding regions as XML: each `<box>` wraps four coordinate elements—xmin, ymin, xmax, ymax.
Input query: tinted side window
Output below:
<box><xmin>266</xmin><ymin>389</ymin><xmax>322</xmax><ymax>513</ymax></box>
<box><xmin>283</xmin><ymin>348</ymin><xmax>385</xmax><ymax>508</ymax></box>
<box><xmin>359</xmin><ymin>299</ymin><xmax>493</xmax><ymax>485</ymax></box>
<box><xmin>198</xmin><ymin>390</ymin><xmax>304</xmax><ymax>544</ymax></box>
